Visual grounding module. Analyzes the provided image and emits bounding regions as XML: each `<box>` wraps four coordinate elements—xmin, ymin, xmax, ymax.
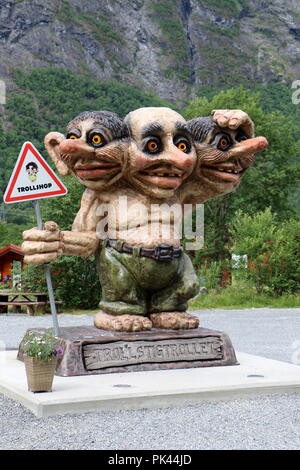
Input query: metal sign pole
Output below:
<box><xmin>33</xmin><ymin>200</ymin><xmax>60</xmax><ymax>337</ymax></box>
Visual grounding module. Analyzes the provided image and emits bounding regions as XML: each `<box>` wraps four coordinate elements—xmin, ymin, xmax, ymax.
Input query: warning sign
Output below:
<box><xmin>3</xmin><ymin>142</ymin><xmax>68</xmax><ymax>204</ymax></box>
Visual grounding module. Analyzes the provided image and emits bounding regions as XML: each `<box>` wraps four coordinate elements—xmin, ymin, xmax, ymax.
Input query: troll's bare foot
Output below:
<box><xmin>94</xmin><ymin>311</ymin><xmax>152</xmax><ymax>332</ymax></box>
<box><xmin>150</xmin><ymin>312</ymin><xmax>199</xmax><ymax>329</ymax></box>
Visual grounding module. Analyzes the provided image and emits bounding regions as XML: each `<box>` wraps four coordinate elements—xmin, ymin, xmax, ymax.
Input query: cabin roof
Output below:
<box><xmin>0</xmin><ymin>244</ymin><xmax>24</xmax><ymax>259</ymax></box>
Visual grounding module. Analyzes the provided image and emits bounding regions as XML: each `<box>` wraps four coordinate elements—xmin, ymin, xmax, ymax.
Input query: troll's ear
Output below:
<box><xmin>44</xmin><ymin>132</ymin><xmax>70</xmax><ymax>176</ymax></box>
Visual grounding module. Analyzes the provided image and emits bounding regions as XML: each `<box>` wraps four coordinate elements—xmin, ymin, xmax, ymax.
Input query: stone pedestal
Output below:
<box><xmin>18</xmin><ymin>326</ymin><xmax>238</xmax><ymax>376</ymax></box>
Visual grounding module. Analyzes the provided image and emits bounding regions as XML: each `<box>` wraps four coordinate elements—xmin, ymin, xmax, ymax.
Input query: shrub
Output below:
<box><xmin>198</xmin><ymin>260</ymin><xmax>224</xmax><ymax>290</ymax></box>
<box><xmin>266</xmin><ymin>219</ymin><xmax>300</xmax><ymax>295</ymax></box>
<box><xmin>230</xmin><ymin>208</ymin><xmax>300</xmax><ymax>294</ymax></box>
<box><xmin>21</xmin><ymin>255</ymin><xmax>101</xmax><ymax>310</ymax></box>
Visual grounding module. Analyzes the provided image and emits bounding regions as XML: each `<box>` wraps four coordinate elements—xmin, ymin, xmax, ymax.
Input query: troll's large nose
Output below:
<box><xmin>162</xmin><ymin>150</ymin><xmax>195</xmax><ymax>172</ymax></box>
<box><xmin>155</xmin><ymin>137</ymin><xmax>195</xmax><ymax>172</ymax></box>
<box><xmin>59</xmin><ymin>139</ymin><xmax>94</xmax><ymax>158</ymax></box>
<box><xmin>228</xmin><ymin>136</ymin><xmax>268</xmax><ymax>158</ymax></box>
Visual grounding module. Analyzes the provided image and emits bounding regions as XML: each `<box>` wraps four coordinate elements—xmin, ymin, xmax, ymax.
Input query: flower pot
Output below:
<box><xmin>24</xmin><ymin>355</ymin><xmax>57</xmax><ymax>392</ymax></box>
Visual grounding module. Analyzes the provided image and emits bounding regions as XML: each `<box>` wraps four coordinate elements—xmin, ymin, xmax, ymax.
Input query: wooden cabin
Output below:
<box><xmin>0</xmin><ymin>245</ymin><xmax>24</xmax><ymax>283</ymax></box>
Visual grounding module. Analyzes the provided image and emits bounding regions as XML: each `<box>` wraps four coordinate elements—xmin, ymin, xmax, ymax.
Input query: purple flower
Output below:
<box><xmin>54</xmin><ymin>346</ymin><xmax>64</xmax><ymax>357</ymax></box>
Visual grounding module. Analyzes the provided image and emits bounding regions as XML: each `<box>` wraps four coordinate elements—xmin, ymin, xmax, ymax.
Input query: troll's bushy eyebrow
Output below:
<box><xmin>186</xmin><ymin>117</ymin><xmax>218</xmax><ymax>142</ymax></box>
<box><xmin>175</xmin><ymin>122</ymin><xmax>192</xmax><ymax>138</ymax></box>
<box><xmin>141</xmin><ymin>122</ymin><xmax>164</xmax><ymax>139</ymax></box>
<box><xmin>67</xmin><ymin>111</ymin><xmax>129</xmax><ymax>140</ymax></box>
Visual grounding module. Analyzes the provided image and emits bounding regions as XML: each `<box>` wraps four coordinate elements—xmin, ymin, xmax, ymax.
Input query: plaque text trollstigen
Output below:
<box><xmin>83</xmin><ymin>337</ymin><xmax>223</xmax><ymax>370</ymax></box>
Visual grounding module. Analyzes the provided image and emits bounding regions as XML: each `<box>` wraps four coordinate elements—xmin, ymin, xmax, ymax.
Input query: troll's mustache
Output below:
<box><xmin>60</xmin><ymin>146</ymin><xmax>125</xmax><ymax>166</ymax></box>
<box><xmin>196</xmin><ymin>145</ymin><xmax>255</xmax><ymax>169</ymax></box>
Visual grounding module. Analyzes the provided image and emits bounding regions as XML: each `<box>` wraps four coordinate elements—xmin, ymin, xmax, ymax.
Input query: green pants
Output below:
<box><xmin>97</xmin><ymin>245</ymin><xmax>200</xmax><ymax>316</ymax></box>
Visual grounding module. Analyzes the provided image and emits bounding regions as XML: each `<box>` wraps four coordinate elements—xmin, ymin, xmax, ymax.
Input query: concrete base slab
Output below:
<box><xmin>0</xmin><ymin>351</ymin><xmax>300</xmax><ymax>418</ymax></box>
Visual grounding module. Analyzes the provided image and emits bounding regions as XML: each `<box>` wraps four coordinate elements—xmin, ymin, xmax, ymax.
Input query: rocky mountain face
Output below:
<box><xmin>0</xmin><ymin>0</ymin><xmax>300</xmax><ymax>103</ymax></box>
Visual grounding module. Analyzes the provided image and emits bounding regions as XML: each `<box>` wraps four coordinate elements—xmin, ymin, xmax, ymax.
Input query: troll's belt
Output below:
<box><xmin>105</xmin><ymin>239</ymin><xmax>182</xmax><ymax>262</ymax></box>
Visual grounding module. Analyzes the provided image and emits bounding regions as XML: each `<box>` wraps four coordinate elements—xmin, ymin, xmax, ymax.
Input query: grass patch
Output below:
<box><xmin>54</xmin><ymin>290</ymin><xmax>300</xmax><ymax>314</ymax></box>
<box><xmin>62</xmin><ymin>308</ymin><xmax>98</xmax><ymax>315</ymax></box>
<box><xmin>57</xmin><ymin>2</ymin><xmax>124</xmax><ymax>46</ymax></box>
<box><xmin>80</xmin><ymin>13</ymin><xmax>124</xmax><ymax>45</ymax></box>
<box><xmin>205</xmin><ymin>23</ymin><xmax>240</xmax><ymax>40</ymax></box>
<box><xmin>200</xmin><ymin>0</ymin><xmax>249</xmax><ymax>16</ymax></box>
<box><xmin>56</xmin><ymin>0</ymin><xmax>80</xmax><ymax>26</ymax></box>
<box><xmin>189</xmin><ymin>287</ymin><xmax>300</xmax><ymax>310</ymax></box>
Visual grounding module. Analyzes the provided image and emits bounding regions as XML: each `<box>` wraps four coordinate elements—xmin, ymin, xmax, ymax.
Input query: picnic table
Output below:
<box><xmin>0</xmin><ymin>292</ymin><xmax>62</xmax><ymax>316</ymax></box>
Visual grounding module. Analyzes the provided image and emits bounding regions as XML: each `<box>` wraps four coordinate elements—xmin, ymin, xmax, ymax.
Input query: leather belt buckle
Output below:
<box><xmin>154</xmin><ymin>244</ymin><xmax>174</xmax><ymax>262</ymax></box>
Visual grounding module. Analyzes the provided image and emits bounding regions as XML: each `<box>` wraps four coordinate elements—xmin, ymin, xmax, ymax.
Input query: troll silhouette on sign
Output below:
<box><xmin>26</xmin><ymin>162</ymin><xmax>38</xmax><ymax>183</ymax></box>
<box><xmin>22</xmin><ymin>108</ymin><xmax>268</xmax><ymax>332</ymax></box>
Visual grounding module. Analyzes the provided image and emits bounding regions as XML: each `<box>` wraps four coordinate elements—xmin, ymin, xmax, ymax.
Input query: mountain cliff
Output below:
<box><xmin>0</xmin><ymin>0</ymin><xmax>300</xmax><ymax>103</ymax></box>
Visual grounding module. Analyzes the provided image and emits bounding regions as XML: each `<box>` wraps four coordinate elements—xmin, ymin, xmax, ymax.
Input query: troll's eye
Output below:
<box><xmin>67</xmin><ymin>128</ymin><xmax>81</xmax><ymax>140</ymax></box>
<box><xmin>147</xmin><ymin>141</ymin><xmax>158</xmax><ymax>151</ymax></box>
<box><xmin>178</xmin><ymin>142</ymin><xmax>187</xmax><ymax>152</ymax></box>
<box><xmin>218</xmin><ymin>137</ymin><xmax>230</xmax><ymax>149</ymax></box>
<box><xmin>87</xmin><ymin>129</ymin><xmax>107</xmax><ymax>148</ymax></box>
<box><xmin>92</xmin><ymin>134</ymin><xmax>102</xmax><ymax>145</ymax></box>
<box><xmin>212</xmin><ymin>133</ymin><xmax>232</xmax><ymax>151</ymax></box>
<box><xmin>174</xmin><ymin>137</ymin><xmax>191</xmax><ymax>153</ymax></box>
<box><xmin>144</xmin><ymin>137</ymin><xmax>161</xmax><ymax>154</ymax></box>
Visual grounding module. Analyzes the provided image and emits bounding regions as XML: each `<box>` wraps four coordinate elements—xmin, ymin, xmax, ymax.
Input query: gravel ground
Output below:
<box><xmin>1</xmin><ymin>308</ymin><xmax>300</xmax><ymax>450</ymax></box>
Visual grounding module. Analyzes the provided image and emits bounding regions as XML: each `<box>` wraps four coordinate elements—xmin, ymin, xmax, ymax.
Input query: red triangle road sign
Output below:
<box><xmin>3</xmin><ymin>141</ymin><xmax>68</xmax><ymax>204</ymax></box>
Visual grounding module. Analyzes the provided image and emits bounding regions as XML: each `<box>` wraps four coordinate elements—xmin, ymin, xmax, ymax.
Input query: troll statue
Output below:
<box><xmin>22</xmin><ymin>108</ymin><xmax>268</xmax><ymax>332</ymax></box>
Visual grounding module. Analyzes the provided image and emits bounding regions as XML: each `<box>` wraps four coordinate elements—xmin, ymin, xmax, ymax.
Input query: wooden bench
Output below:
<box><xmin>0</xmin><ymin>301</ymin><xmax>46</xmax><ymax>316</ymax></box>
<box><xmin>0</xmin><ymin>300</ymin><xmax>63</xmax><ymax>316</ymax></box>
